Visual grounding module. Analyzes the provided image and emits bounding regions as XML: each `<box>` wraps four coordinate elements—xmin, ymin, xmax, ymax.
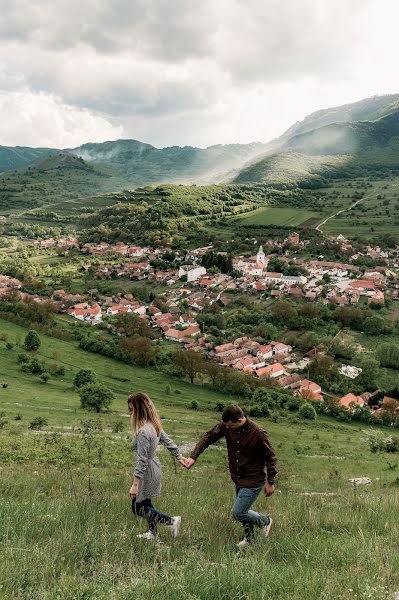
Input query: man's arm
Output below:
<box><xmin>260</xmin><ymin>429</ymin><xmax>278</xmax><ymax>483</ymax></box>
<box><xmin>185</xmin><ymin>421</ymin><xmax>226</xmax><ymax>468</ymax></box>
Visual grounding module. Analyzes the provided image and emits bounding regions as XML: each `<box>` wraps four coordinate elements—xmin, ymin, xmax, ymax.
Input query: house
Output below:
<box><xmin>339</xmin><ymin>393</ymin><xmax>365</xmax><ymax>409</ymax></box>
<box><xmin>255</xmin><ymin>363</ymin><xmax>286</xmax><ymax>378</ymax></box>
<box><xmin>368</xmin><ymin>291</ymin><xmax>385</xmax><ymax>305</ymax></box>
<box><xmin>107</xmin><ymin>305</ymin><xmax>131</xmax><ymax>316</ymax></box>
<box><xmin>165</xmin><ymin>325</ymin><xmax>201</xmax><ymax>342</ymax></box>
<box><xmin>67</xmin><ymin>303</ymin><xmax>102</xmax><ymax>324</ymax></box>
<box><xmin>271</xmin><ymin>341</ymin><xmax>292</xmax><ymax>355</ymax></box>
<box><xmin>214</xmin><ymin>343</ymin><xmax>235</xmax><ymax>356</ymax></box>
<box><xmin>263</xmin><ymin>272</ymin><xmax>283</xmax><ymax>284</ymax></box>
<box><xmin>178</xmin><ymin>265</ymin><xmax>207</xmax><ymax>283</ymax></box>
<box><xmin>257</xmin><ymin>344</ymin><xmax>273</xmax><ymax>360</ymax></box>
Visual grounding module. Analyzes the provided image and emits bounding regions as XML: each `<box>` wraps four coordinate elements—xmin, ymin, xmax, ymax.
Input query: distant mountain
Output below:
<box><xmin>281</xmin><ymin>94</ymin><xmax>399</xmax><ymax>141</ymax></box>
<box><xmin>0</xmin><ymin>145</ymin><xmax>58</xmax><ymax>173</ymax></box>
<box><xmin>0</xmin><ymin>153</ymin><xmax>123</xmax><ymax>211</ymax></box>
<box><xmin>71</xmin><ymin>139</ymin><xmax>269</xmax><ymax>186</ymax></box>
<box><xmin>234</xmin><ymin>95</ymin><xmax>399</xmax><ymax>187</ymax></box>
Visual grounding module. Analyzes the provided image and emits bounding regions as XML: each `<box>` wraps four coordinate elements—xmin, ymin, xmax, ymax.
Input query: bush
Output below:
<box><xmin>215</xmin><ymin>401</ymin><xmax>225</xmax><ymax>412</ymax></box>
<box><xmin>14</xmin><ymin>414</ymin><xmax>22</xmax><ymax>421</ymax></box>
<box><xmin>5</xmin><ymin>342</ymin><xmax>14</xmax><ymax>351</ymax></box>
<box><xmin>29</xmin><ymin>416</ymin><xmax>48</xmax><ymax>430</ymax></box>
<box><xmin>363</xmin><ymin>429</ymin><xmax>398</xmax><ymax>453</ymax></box>
<box><xmin>79</xmin><ymin>383</ymin><xmax>114</xmax><ymax>413</ymax></box>
<box><xmin>74</xmin><ymin>368</ymin><xmax>97</xmax><ymax>389</ymax></box>
<box><xmin>165</xmin><ymin>384</ymin><xmax>171</xmax><ymax>395</ymax></box>
<box><xmin>111</xmin><ymin>419</ymin><xmax>124</xmax><ymax>433</ymax></box>
<box><xmin>40</xmin><ymin>372</ymin><xmax>50</xmax><ymax>384</ymax></box>
<box><xmin>190</xmin><ymin>400</ymin><xmax>198</xmax><ymax>410</ymax></box>
<box><xmin>17</xmin><ymin>352</ymin><xmax>29</xmax><ymax>364</ymax></box>
<box><xmin>24</xmin><ymin>330</ymin><xmax>41</xmax><ymax>352</ymax></box>
<box><xmin>298</xmin><ymin>403</ymin><xmax>317</xmax><ymax>420</ymax></box>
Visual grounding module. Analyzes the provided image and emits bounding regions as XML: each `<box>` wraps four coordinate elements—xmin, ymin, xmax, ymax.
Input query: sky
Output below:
<box><xmin>1</xmin><ymin>0</ymin><xmax>399</xmax><ymax>149</ymax></box>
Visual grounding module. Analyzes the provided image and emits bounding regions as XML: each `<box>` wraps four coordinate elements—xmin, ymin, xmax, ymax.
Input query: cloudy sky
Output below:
<box><xmin>0</xmin><ymin>0</ymin><xmax>398</xmax><ymax>149</ymax></box>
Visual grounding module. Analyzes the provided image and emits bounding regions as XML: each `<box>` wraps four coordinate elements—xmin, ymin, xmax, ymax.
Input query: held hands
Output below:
<box><xmin>178</xmin><ymin>456</ymin><xmax>196</xmax><ymax>470</ymax></box>
<box><xmin>263</xmin><ymin>482</ymin><xmax>275</xmax><ymax>497</ymax></box>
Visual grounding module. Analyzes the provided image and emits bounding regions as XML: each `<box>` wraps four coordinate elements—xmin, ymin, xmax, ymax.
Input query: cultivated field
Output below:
<box><xmin>234</xmin><ymin>206</ymin><xmax>318</xmax><ymax>227</ymax></box>
<box><xmin>0</xmin><ymin>319</ymin><xmax>399</xmax><ymax>599</ymax></box>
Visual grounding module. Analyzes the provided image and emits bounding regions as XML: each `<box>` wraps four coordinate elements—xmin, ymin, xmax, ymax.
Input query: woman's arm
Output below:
<box><xmin>130</xmin><ymin>429</ymin><xmax>151</xmax><ymax>496</ymax></box>
<box><xmin>159</xmin><ymin>430</ymin><xmax>182</xmax><ymax>460</ymax></box>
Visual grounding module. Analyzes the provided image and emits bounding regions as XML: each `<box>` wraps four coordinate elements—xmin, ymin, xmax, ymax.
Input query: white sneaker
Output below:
<box><xmin>166</xmin><ymin>516</ymin><xmax>181</xmax><ymax>538</ymax></box>
<box><xmin>262</xmin><ymin>516</ymin><xmax>273</xmax><ymax>537</ymax></box>
<box><xmin>236</xmin><ymin>538</ymin><xmax>250</xmax><ymax>549</ymax></box>
<box><xmin>136</xmin><ymin>531</ymin><xmax>156</xmax><ymax>540</ymax></box>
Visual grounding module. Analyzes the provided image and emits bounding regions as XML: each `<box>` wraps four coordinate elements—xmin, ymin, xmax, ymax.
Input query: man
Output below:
<box><xmin>184</xmin><ymin>404</ymin><xmax>277</xmax><ymax>548</ymax></box>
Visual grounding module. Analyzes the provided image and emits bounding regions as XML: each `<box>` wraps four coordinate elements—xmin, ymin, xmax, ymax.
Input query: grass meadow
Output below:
<box><xmin>1</xmin><ymin>319</ymin><xmax>399</xmax><ymax>599</ymax></box>
<box><xmin>233</xmin><ymin>207</ymin><xmax>318</xmax><ymax>227</ymax></box>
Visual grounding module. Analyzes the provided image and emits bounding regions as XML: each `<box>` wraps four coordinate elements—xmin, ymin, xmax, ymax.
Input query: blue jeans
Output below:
<box><xmin>231</xmin><ymin>484</ymin><xmax>270</xmax><ymax>541</ymax></box>
<box><xmin>132</xmin><ymin>498</ymin><xmax>173</xmax><ymax>534</ymax></box>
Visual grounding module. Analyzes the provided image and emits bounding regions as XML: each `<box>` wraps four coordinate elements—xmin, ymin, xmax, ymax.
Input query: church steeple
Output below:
<box><xmin>256</xmin><ymin>245</ymin><xmax>265</xmax><ymax>265</ymax></box>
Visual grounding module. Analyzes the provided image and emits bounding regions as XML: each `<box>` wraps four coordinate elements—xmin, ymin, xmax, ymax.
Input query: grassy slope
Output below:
<box><xmin>0</xmin><ymin>318</ymin><xmax>398</xmax><ymax>599</ymax></box>
<box><xmin>233</xmin><ymin>206</ymin><xmax>318</xmax><ymax>227</ymax></box>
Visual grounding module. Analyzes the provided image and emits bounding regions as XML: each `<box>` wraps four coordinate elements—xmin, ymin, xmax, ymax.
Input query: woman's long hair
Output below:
<box><xmin>128</xmin><ymin>392</ymin><xmax>162</xmax><ymax>436</ymax></box>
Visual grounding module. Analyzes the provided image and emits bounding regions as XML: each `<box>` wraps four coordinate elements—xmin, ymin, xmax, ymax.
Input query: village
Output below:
<box><xmin>1</xmin><ymin>230</ymin><xmax>399</xmax><ymax>419</ymax></box>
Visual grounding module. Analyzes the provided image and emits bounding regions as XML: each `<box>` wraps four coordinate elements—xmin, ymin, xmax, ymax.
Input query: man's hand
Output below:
<box><xmin>178</xmin><ymin>456</ymin><xmax>189</xmax><ymax>468</ymax></box>
<box><xmin>129</xmin><ymin>481</ymin><xmax>139</xmax><ymax>498</ymax></box>
<box><xmin>183</xmin><ymin>457</ymin><xmax>196</xmax><ymax>470</ymax></box>
<box><xmin>264</xmin><ymin>482</ymin><xmax>275</xmax><ymax>497</ymax></box>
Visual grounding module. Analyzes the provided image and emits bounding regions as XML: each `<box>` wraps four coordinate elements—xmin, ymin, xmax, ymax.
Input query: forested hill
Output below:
<box><xmin>234</xmin><ymin>102</ymin><xmax>399</xmax><ymax>187</ymax></box>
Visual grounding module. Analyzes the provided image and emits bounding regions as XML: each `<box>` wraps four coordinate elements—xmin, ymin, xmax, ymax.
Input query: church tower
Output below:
<box><xmin>256</xmin><ymin>245</ymin><xmax>266</xmax><ymax>265</ymax></box>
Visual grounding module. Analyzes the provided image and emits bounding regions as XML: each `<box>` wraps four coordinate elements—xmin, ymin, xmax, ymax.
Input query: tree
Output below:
<box><xmin>381</xmin><ymin>399</ymin><xmax>399</xmax><ymax>425</ymax></box>
<box><xmin>118</xmin><ymin>335</ymin><xmax>158</xmax><ymax>366</ymax></box>
<box><xmin>377</xmin><ymin>343</ymin><xmax>399</xmax><ymax>370</ymax></box>
<box><xmin>74</xmin><ymin>369</ymin><xmax>97</xmax><ymax>389</ymax></box>
<box><xmin>113</xmin><ymin>313</ymin><xmax>153</xmax><ymax>338</ymax></box>
<box><xmin>173</xmin><ymin>349</ymin><xmax>205</xmax><ymax>384</ymax></box>
<box><xmin>79</xmin><ymin>383</ymin><xmax>114</xmax><ymax>413</ymax></box>
<box><xmin>270</xmin><ymin>300</ymin><xmax>297</xmax><ymax>323</ymax></box>
<box><xmin>309</xmin><ymin>355</ymin><xmax>338</xmax><ymax>381</ymax></box>
<box><xmin>24</xmin><ymin>330</ymin><xmax>41</xmax><ymax>352</ymax></box>
<box><xmin>363</xmin><ymin>316</ymin><xmax>388</xmax><ymax>336</ymax></box>
<box><xmin>353</xmin><ymin>354</ymin><xmax>380</xmax><ymax>389</ymax></box>
<box><xmin>298</xmin><ymin>403</ymin><xmax>317</xmax><ymax>420</ymax></box>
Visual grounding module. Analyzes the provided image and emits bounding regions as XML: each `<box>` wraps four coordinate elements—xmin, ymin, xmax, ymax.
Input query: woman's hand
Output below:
<box><xmin>129</xmin><ymin>481</ymin><xmax>139</xmax><ymax>498</ymax></box>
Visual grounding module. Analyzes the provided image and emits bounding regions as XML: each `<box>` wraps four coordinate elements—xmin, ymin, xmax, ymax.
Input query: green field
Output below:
<box><xmin>318</xmin><ymin>177</ymin><xmax>399</xmax><ymax>238</ymax></box>
<box><xmin>0</xmin><ymin>318</ymin><xmax>399</xmax><ymax>599</ymax></box>
<box><xmin>234</xmin><ymin>206</ymin><xmax>318</xmax><ymax>227</ymax></box>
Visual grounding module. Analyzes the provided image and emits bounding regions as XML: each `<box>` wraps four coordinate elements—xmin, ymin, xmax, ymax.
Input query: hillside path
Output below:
<box><xmin>315</xmin><ymin>185</ymin><xmax>383</xmax><ymax>232</ymax></box>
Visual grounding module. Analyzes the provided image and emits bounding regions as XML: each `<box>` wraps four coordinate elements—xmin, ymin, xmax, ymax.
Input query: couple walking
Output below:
<box><xmin>128</xmin><ymin>392</ymin><xmax>277</xmax><ymax>547</ymax></box>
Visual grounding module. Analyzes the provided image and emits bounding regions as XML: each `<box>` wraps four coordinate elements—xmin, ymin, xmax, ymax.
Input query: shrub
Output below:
<box><xmin>111</xmin><ymin>419</ymin><xmax>124</xmax><ymax>433</ymax></box>
<box><xmin>29</xmin><ymin>416</ymin><xmax>48</xmax><ymax>430</ymax></box>
<box><xmin>14</xmin><ymin>414</ymin><xmax>22</xmax><ymax>421</ymax></box>
<box><xmin>298</xmin><ymin>403</ymin><xmax>317</xmax><ymax>420</ymax></box>
<box><xmin>215</xmin><ymin>401</ymin><xmax>225</xmax><ymax>412</ymax></box>
<box><xmin>165</xmin><ymin>384</ymin><xmax>171</xmax><ymax>395</ymax></box>
<box><xmin>74</xmin><ymin>369</ymin><xmax>97</xmax><ymax>389</ymax></box>
<box><xmin>363</xmin><ymin>429</ymin><xmax>398</xmax><ymax>453</ymax></box>
<box><xmin>190</xmin><ymin>400</ymin><xmax>198</xmax><ymax>410</ymax></box>
<box><xmin>24</xmin><ymin>330</ymin><xmax>41</xmax><ymax>352</ymax></box>
<box><xmin>79</xmin><ymin>383</ymin><xmax>114</xmax><ymax>413</ymax></box>
<box><xmin>17</xmin><ymin>352</ymin><xmax>29</xmax><ymax>364</ymax></box>
<box><xmin>5</xmin><ymin>342</ymin><xmax>14</xmax><ymax>351</ymax></box>
<box><xmin>40</xmin><ymin>372</ymin><xmax>50</xmax><ymax>384</ymax></box>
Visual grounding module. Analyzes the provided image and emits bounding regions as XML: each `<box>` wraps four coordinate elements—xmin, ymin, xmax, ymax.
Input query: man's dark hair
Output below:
<box><xmin>222</xmin><ymin>404</ymin><xmax>244</xmax><ymax>423</ymax></box>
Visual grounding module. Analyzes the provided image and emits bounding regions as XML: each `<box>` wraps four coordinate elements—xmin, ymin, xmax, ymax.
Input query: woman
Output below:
<box><xmin>128</xmin><ymin>392</ymin><xmax>186</xmax><ymax>541</ymax></box>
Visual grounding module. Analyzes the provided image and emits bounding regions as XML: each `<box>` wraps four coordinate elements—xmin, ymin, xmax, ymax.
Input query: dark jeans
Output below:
<box><xmin>231</xmin><ymin>484</ymin><xmax>270</xmax><ymax>541</ymax></box>
<box><xmin>131</xmin><ymin>497</ymin><xmax>173</xmax><ymax>534</ymax></box>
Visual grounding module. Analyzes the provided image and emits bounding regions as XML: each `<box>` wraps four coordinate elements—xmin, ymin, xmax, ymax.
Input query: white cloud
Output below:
<box><xmin>0</xmin><ymin>92</ymin><xmax>123</xmax><ymax>147</ymax></box>
<box><xmin>0</xmin><ymin>0</ymin><xmax>399</xmax><ymax>147</ymax></box>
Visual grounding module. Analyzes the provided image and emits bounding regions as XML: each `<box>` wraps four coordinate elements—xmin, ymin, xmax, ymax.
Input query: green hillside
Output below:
<box><xmin>281</xmin><ymin>93</ymin><xmax>399</xmax><ymax>140</ymax></box>
<box><xmin>0</xmin><ymin>318</ymin><xmax>398</xmax><ymax>599</ymax></box>
<box><xmin>235</xmin><ymin>109</ymin><xmax>399</xmax><ymax>186</ymax></box>
<box><xmin>72</xmin><ymin>139</ymin><xmax>269</xmax><ymax>186</ymax></box>
<box><xmin>0</xmin><ymin>153</ymin><xmax>127</xmax><ymax>213</ymax></box>
<box><xmin>0</xmin><ymin>145</ymin><xmax>58</xmax><ymax>173</ymax></box>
